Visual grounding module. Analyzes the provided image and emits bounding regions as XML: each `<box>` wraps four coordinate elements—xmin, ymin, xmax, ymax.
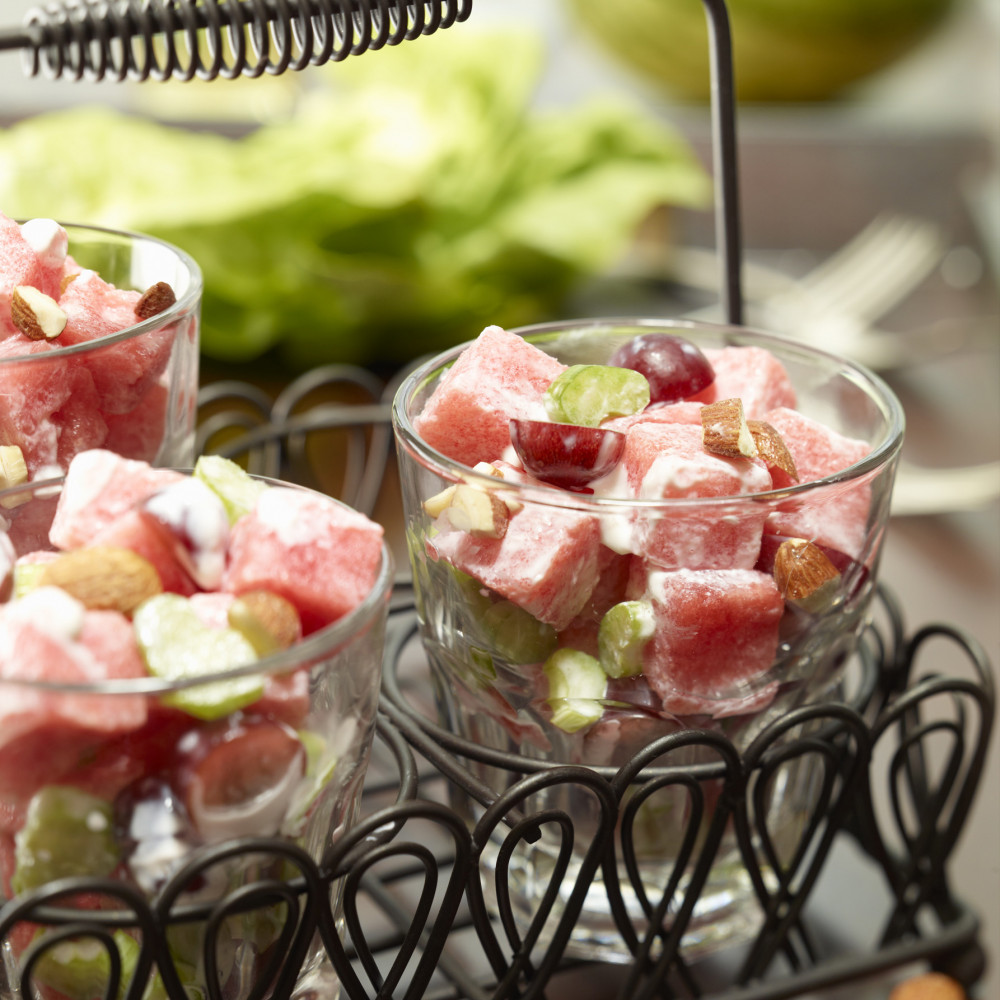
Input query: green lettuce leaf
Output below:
<box><xmin>0</xmin><ymin>29</ymin><xmax>710</xmax><ymax>370</ymax></box>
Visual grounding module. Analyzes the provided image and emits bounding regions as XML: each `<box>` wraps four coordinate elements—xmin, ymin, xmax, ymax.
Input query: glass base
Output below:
<box><xmin>476</xmin><ymin>825</ymin><xmax>763</xmax><ymax>964</ymax></box>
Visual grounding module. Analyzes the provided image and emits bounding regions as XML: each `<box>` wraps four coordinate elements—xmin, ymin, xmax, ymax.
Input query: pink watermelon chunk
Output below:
<box><xmin>54</xmin><ymin>366</ymin><xmax>109</xmax><ymax>468</ymax></box>
<box><xmin>620</xmin><ymin>422</ymin><xmax>771</xmax><ymax>569</ymax></box>
<box><xmin>48</xmin><ymin>449</ymin><xmax>184</xmax><ymax>550</ymax></box>
<box><xmin>428</xmin><ymin>504</ymin><xmax>602</xmax><ymax>631</ymax></box>
<box><xmin>411</xmin><ymin>325</ymin><xmax>567</xmax><ymax>467</ymax></box>
<box><xmin>88</xmin><ymin>509</ymin><xmax>197</xmax><ymax>596</ymax></box>
<box><xmin>59</xmin><ymin>269</ymin><xmax>176</xmax><ymax>414</ymax></box>
<box><xmin>223</xmin><ymin>486</ymin><xmax>384</xmax><ymax>632</ymax></box>
<box><xmin>691</xmin><ymin>346</ymin><xmax>797</xmax><ymax>418</ymax></box>
<box><xmin>762</xmin><ymin>407</ymin><xmax>872</xmax><ymax>559</ymax></box>
<box><xmin>0</xmin><ymin>595</ymin><xmax>149</xmax><ymax>833</ymax></box>
<box><xmin>0</xmin><ymin>337</ymin><xmax>75</xmax><ymax>475</ymax></box>
<box><xmin>102</xmin><ymin>381</ymin><xmax>169</xmax><ymax>463</ymax></box>
<box><xmin>603</xmin><ymin>400</ymin><xmax>704</xmax><ymax>435</ymax></box>
<box><xmin>641</xmin><ymin>567</ymin><xmax>783</xmax><ymax>714</ymax></box>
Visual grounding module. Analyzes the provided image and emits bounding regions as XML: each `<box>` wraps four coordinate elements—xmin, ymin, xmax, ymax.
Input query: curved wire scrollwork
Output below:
<box><xmin>14</xmin><ymin>0</ymin><xmax>472</xmax><ymax>83</ymax></box>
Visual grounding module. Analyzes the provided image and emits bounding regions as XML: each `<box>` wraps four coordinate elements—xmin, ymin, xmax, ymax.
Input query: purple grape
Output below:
<box><xmin>609</xmin><ymin>333</ymin><xmax>715</xmax><ymax>404</ymax></box>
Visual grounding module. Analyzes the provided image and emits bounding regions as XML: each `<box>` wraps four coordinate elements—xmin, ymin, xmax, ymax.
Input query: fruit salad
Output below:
<box><xmin>0</xmin><ymin>212</ymin><xmax>201</xmax><ymax>488</ymax></box>
<box><xmin>396</xmin><ymin>322</ymin><xmax>902</xmax><ymax>753</ymax></box>
<box><xmin>0</xmin><ymin>450</ymin><xmax>390</xmax><ymax>1000</ymax></box>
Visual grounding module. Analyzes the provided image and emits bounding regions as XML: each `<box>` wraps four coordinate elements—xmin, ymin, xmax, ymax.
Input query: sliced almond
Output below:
<box><xmin>436</xmin><ymin>483</ymin><xmax>510</xmax><ymax>538</ymax></box>
<box><xmin>11</xmin><ymin>285</ymin><xmax>67</xmax><ymax>341</ymax></box>
<box><xmin>228</xmin><ymin>589</ymin><xmax>302</xmax><ymax>656</ymax></box>
<box><xmin>773</xmin><ymin>538</ymin><xmax>842</xmax><ymax>613</ymax></box>
<box><xmin>60</xmin><ymin>272</ymin><xmax>80</xmax><ymax>295</ymax></box>
<box><xmin>135</xmin><ymin>281</ymin><xmax>177</xmax><ymax>320</ymax></box>
<box><xmin>471</xmin><ymin>462</ymin><xmax>504</xmax><ymax>479</ymax></box>
<box><xmin>0</xmin><ymin>445</ymin><xmax>31</xmax><ymax>509</ymax></box>
<box><xmin>747</xmin><ymin>420</ymin><xmax>798</xmax><ymax>482</ymax></box>
<box><xmin>38</xmin><ymin>546</ymin><xmax>163</xmax><ymax>615</ymax></box>
<box><xmin>470</xmin><ymin>462</ymin><xmax>523</xmax><ymax>513</ymax></box>
<box><xmin>422</xmin><ymin>485</ymin><xmax>459</xmax><ymax>519</ymax></box>
<box><xmin>701</xmin><ymin>398</ymin><xmax>757</xmax><ymax>459</ymax></box>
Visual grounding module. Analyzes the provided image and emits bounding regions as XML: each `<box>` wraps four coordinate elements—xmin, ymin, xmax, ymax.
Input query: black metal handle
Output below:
<box><xmin>1</xmin><ymin>0</ymin><xmax>471</xmax><ymax>81</ymax></box>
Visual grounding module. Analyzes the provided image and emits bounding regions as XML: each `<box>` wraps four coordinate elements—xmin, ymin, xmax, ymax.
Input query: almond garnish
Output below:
<box><xmin>446</xmin><ymin>484</ymin><xmax>510</xmax><ymax>537</ymax></box>
<box><xmin>135</xmin><ymin>281</ymin><xmax>177</xmax><ymax>320</ymax></box>
<box><xmin>38</xmin><ymin>546</ymin><xmax>163</xmax><ymax>615</ymax></box>
<box><xmin>772</xmin><ymin>538</ymin><xmax>841</xmax><ymax>613</ymax></box>
<box><xmin>60</xmin><ymin>272</ymin><xmax>79</xmax><ymax>295</ymax></box>
<box><xmin>422</xmin><ymin>485</ymin><xmax>459</xmax><ymax>519</ymax></box>
<box><xmin>701</xmin><ymin>398</ymin><xmax>758</xmax><ymax>459</ymax></box>
<box><xmin>748</xmin><ymin>420</ymin><xmax>798</xmax><ymax>482</ymax></box>
<box><xmin>228</xmin><ymin>589</ymin><xmax>302</xmax><ymax>655</ymax></box>
<box><xmin>11</xmin><ymin>285</ymin><xmax>67</xmax><ymax>341</ymax></box>
<box><xmin>0</xmin><ymin>445</ymin><xmax>31</xmax><ymax>509</ymax></box>
<box><xmin>423</xmin><ymin>483</ymin><xmax>509</xmax><ymax>538</ymax></box>
<box><xmin>889</xmin><ymin>972</ymin><xmax>966</xmax><ymax>1000</ymax></box>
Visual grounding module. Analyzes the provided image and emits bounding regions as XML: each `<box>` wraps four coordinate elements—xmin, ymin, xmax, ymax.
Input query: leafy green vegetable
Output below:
<box><xmin>0</xmin><ymin>30</ymin><xmax>709</xmax><ymax>370</ymax></box>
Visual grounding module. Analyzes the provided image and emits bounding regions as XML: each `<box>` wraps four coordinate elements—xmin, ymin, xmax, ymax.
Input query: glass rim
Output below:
<box><xmin>0</xmin><ymin>473</ymin><xmax>394</xmax><ymax>696</ymax></box>
<box><xmin>392</xmin><ymin>317</ymin><xmax>906</xmax><ymax>511</ymax></box>
<box><xmin>2</xmin><ymin>220</ymin><xmax>203</xmax><ymax>365</ymax></box>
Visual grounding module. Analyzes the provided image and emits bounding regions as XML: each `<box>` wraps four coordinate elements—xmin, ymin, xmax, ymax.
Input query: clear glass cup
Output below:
<box><xmin>392</xmin><ymin>318</ymin><xmax>905</xmax><ymax>961</ymax></box>
<box><xmin>0</xmin><ymin>475</ymin><xmax>393</xmax><ymax>1000</ymax></box>
<box><xmin>1</xmin><ymin>222</ymin><xmax>202</xmax><ymax>477</ymax></box>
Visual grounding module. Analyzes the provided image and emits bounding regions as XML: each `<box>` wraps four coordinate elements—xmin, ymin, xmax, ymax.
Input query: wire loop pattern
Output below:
<box><xmin>0</xmin><ymin>382</ymin><xmax>994</xmax><ymax>998</ymax></box>
<box><xmin>15</xmin><ymin>0</ymin><xmax>471</xmax><ymax>82</ymax></box>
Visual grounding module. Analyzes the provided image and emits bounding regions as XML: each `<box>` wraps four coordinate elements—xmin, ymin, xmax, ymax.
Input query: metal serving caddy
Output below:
<box><xmin>1</xmin><ymin>2</ymin><xmax>995</xmax><ymax>997</ymax></box>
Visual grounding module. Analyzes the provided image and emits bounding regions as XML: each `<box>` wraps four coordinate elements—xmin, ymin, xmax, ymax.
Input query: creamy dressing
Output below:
<box><xmin>6</xmin><ymin>585</ymin><xmax>85</xmax><ymax>641</ymax></box>
<box><xmin>19</xmin><ymin>218</ymin><xmax>67</xmax><ymax>267</ymax></box>
<box><xmin>145</xmin><ymin>478</ymin><xmax>230</xmax><ymax>589</ymax></box>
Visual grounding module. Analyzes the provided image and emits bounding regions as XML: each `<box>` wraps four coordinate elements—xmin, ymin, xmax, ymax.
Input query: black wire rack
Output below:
<box><xmin>3</xmin><ymin>373</ymin><xmax>993</xmax><ymax>1000</ymax></box>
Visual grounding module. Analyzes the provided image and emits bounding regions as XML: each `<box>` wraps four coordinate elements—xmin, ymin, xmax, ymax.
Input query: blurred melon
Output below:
<box><xmin>566</xmin><ymin>0</ymin><xmax>959</xmax><ymax>102</ymax></box>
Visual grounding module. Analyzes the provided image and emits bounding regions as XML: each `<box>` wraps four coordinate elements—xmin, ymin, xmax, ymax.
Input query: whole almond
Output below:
<box><xmin>135</xmin><ymin>281</ymin><xmax>177</xmax><ymax>320</ymax></box>
<box><xmin>11</xmin><ymin>285</ymin><xmax>67</xmax><ymax>341</ymax></box>
<box><xmin>39</xmin><ymin>546</ymin><xmax>163</xmax><ymax>615</ymax></box>
<box><xmin>773</xmin><ymin>538</ymin><xmax>841</xmax><ymax>613</ymax></box>
<box><xmin>889</xmin><ymin>973</ymin><xmax>966</xmax><ymax>1000</ymax></box>
<box><xmin>701</xmin><ymin>398</ymin><xmax>758</xmax><ymax>459</ymax></box>
<box><xmin>228</xmin><ymin>589</ymin><xmax>302</xmax><ymax>655</ymax></box>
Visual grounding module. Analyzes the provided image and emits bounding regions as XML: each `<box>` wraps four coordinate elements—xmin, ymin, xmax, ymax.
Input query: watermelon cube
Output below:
<box><xmin>0</xmin><ymin>337</ymin><xmax>75</xmax><ymax>475</ymax></box>
<box><xmin>619</xmin><ymin>422</ymin><xmax>771</xmax><ymax>569</ymax></box>
<box><xmin>102</xmin><ymin>382</ymin><xmax>169</xmax><ymax>464</ymax></box>
<box><xmin>412</xmin><ymin>325</ymin><xmax>567</xmax><ymax>467</ymax></box>
<box><xmin>427</xmin><ymin>504</ymin><xmax>603</xmax><ymax>631</ymax></box>
<box><xmin>223</xmin><ymin>486</ymin><xmax>385</xmax><ymax>632</ymax></box>
<box><xmin>59</xmin><ymin>269</ymin><xmax>176</xmax><ymax>414</ymax></box>
<box><xmin>640</xmin><ymin>567</ymin><xmax>783</xmax><ymax>714</ymax></box>
<box><xmin>691</xmin><ymin>346</ymin><xmax>797</xmax><ymax>418</ymax></box>
<box><xmin>0</xmin><ymin>595</ymin><xmax>149</xmax><ymax>833</ymax></box>
<box><xmin>89</xmin><ymin>509</ymin><xmax>197</xmax><ymax>596</ymax></box>
<box><xmin>54</xmin><ymin>366</ymin><xmax>109</xmax><ymax>469</ymax></box>
<box><xmin>762</xmin><ymin>407</ymin><xmax>872</xmax><ymax>558</ymax></box>
<box><xmin>48</xmin><ymin>449</ymin><xmax>184</xmax><ymax>550</ymax></box>
<box><xmin>602</xmin><ymin>399</ymin><xmax>704</xmax><ymax>435</ymax></box>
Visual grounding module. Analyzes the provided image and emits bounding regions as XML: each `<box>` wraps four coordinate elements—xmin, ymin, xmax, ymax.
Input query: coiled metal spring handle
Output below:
<box><xmin>1</xmin><ymin>0</ymin><xmax>471</xmax><ymax>83</ymax></box>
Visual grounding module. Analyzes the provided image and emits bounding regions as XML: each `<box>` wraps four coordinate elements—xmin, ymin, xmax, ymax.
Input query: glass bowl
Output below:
<box><xmin>392</xmin><ymin>317</ymin><xmax>904</xmax><ymax>960</ymax></box>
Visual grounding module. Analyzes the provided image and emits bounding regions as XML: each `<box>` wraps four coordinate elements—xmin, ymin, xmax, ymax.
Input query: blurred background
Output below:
<box><xmin>1</xmin><ymin>0</ymin><xmax>998</xmax><ymax>994</ymax></box>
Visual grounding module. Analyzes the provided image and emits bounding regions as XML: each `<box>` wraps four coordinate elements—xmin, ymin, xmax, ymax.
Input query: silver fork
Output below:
<box><xmin>755</xmin><ymin>213</ymin><xmax>948</xmax><ymax>353</ymax></box>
